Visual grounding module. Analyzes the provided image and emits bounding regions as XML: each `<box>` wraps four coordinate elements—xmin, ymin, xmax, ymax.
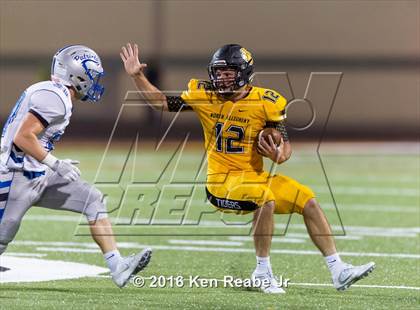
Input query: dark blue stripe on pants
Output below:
<box><xmin>0</xmin><ymin>193</ymin><xmax>8</xmax><ymax>222</ymax></box>
<box><xmin>0</xmin><ymin>180</ymin><xmax>12</xmax><ymax>188</ymax></box>
<box><xmin>0</xmin><ymin>193</ymin><xmax>9</xmax><ymax>201</ymax></box>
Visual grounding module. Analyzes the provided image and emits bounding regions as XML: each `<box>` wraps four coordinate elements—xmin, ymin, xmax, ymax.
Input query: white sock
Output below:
<box><xmin>324</xmin><ymin>253</ymin><xmax>344</xmax><ymax>276</ymax></box>
<box><xmin>256</xmin><ymin>256</ymin><xmax>271</xmax><ymax>273</ymax></box>
<box><xmin>104</xmin><ymin>249</ymin><xmax>122</xmax><ymax>273</ymax></box>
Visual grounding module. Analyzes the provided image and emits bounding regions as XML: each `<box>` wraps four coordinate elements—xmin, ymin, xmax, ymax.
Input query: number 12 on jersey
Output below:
<box><xmin>214</xmin><ymin>122</ymin><xmax>244</xmax><ymax>154</ymax></box>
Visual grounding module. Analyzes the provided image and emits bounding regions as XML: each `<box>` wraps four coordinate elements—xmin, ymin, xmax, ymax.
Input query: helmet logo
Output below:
<box><xmin>73</xmin><ymin>53</ymin><xmax>99</xmax><ymax>62</ymax></box>
<box><xmin>240</xmin><ymin>48</ymin><xmax>253</xmax><ymax>65</ymax></box>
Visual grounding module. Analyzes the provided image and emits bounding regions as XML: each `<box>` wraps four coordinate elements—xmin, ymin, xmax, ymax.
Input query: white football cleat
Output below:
<box><xmin>333</xmin><ymin>262</ymin><xmax>375</xmax><ymax>291</ymax></box>
<box><xmin>111</xmin><ymin>248</ymin><xmax>152</xmax><ymax>288</ymax></box>
<box><xmin>251</xmin><ymin>269</ymin><xmax>286</xmax><ymax>294</ymax></box>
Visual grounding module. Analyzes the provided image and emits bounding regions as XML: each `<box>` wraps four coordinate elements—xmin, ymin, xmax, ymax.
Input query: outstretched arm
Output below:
<box><xmin>120</xmin><ymin>43</ymin><xmax>169</xmax><ymax>111</ymax></box>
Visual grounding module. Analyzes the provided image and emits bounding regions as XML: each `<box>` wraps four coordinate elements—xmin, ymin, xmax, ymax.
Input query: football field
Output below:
<box><xmin>1</xmin><ymin>142</ymin><xmax>419</xmax><ymax>309</ymax></box>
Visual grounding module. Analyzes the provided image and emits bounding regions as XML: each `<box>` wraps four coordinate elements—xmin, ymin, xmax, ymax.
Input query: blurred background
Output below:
<box><xmin>0</xmin><ymin>0</ymin><xmax>418</xmax><ymax>141</ymax></box>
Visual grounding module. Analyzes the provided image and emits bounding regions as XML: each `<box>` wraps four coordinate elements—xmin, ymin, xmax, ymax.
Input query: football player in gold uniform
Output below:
<box><xmin>120</xmin><ymin>43</ymin><xmax>375</xmax><ymax>293</ymax></box>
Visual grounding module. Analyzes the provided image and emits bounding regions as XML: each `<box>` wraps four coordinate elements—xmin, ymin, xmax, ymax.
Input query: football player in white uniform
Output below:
<box><xmin>0</xmin><ymin>45</ymin><xmax>151</xmax><ymax>288</ymax></box>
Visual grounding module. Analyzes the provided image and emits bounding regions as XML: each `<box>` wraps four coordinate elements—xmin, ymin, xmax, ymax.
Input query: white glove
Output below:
<box><xmin>54</xmin><ymin>159</ymin><xmax>81</xmax><ymax>182</ymax></box>
<box><xmin>42</xmin><ymin>153</ymin><xmax>81</xmax><ymax>182</ymax></box>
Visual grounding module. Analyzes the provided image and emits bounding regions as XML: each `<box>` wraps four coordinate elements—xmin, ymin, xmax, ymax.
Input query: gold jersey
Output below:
<box><xmin>181</xmin><ymin>79</ymin><xmax>287</xmax><ymax>175</ymax></box>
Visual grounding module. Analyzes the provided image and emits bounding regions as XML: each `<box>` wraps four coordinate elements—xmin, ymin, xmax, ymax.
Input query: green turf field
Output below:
<box><xmin>1</xmin><ymin>142</ymin><xmax>419</xmax><ymax>309</ymax></box>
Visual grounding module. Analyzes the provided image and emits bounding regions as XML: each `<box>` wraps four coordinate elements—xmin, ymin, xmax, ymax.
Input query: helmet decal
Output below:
<box><xmin>73</xmin><ymin>53</ymin><xmax>100</xmax><ymax>63</ymax></box>
<box><xmin>240</xmin><ymin>47</ymin><xmax>253</xmax><ymax>65</ymax></box>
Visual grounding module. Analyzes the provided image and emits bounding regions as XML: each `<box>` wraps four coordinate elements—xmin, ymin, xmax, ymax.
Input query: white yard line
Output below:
<box><xmin>168</xmin><ymin>240</ymin><xmax>243</xmax><ymax>246</ymax></box>
<box><xmin>86</xmin><ymin>275</ymin><xmax>420</xmax><ymax>291</ymax></box>
<box><xmin>313</xmin><ymin>141</ymin><xmax>419</xmax><ymax>154</ymax></box>
<box><xmin>262</xmin><ymin>233</ymin><xmax>363</xmax><ymax>240</ymax></box>
<box><xmin>33</xmin><ymin>244</ymin><xmax>420</xmax><ymax>259</ymax></box>
<box><xmin>26</xmin><ymin>215</ymin><xmax>83</xmax><ymax>222</ymax></box>
<box><xmin>321</xmin><ymin>203</ymin><xmax>419</xmax><ymax>214</ymax></box>
<box><xmin>312</xmin><ymin>186</ymin><xmax>419</xmax><ymax>197</ymax></box>
<box><xmin>3</xmin><ymin>252</ymin><xmax>47</xmax><ymax>258</ymax></box>
<box><xmin>229</xmin><ymin>236</ymin><xmax>307</xmax><ymax>243</ymax></box>
<box><xmin>22</xmin><ymin>215</ymin><xmax>420</xmax><ymax>238</ymax></box>
<box><xmin>289</xmin><ymin>282</ymin><xmax>420</xmax><ymax>291</ymax></box>
<box><xmin>317</xmin><ymin>175</ymin><xmax>419</xmax><ymax>183</ymax></box>
<box><xmin>14</xmin><ymin>240</ymin><xmax>98</xmax><ymax>248</ymax></box>
<box><xmin>36</xmin><ymin>247</ymin><xmax>99</xmax><ymax>253</ymax></box>
<box><xmin>23</xmin><ymin>215</ymin><xmax>419</xmax><ymax>231</ymax></box>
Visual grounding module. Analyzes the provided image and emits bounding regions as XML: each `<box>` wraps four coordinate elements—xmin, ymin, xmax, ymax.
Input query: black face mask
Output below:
<box><xmin>210</xmin><ymin>66</ymin><xmax>243</xmax><ymax>99</ymax></box>
<box><xmin>215</xmin><ymin>77</ymin><xmax>236</xmax><ymax>98</ymax></box>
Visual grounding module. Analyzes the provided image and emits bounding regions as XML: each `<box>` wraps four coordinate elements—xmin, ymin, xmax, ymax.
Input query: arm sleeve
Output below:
<box><xmin>29</xmin><ymin>90</ymin><xmax>66</xmax><ymax>127</ymax></box>
<box><xmin>265</xmin><ymin>120</ymin><xmax>289</xmax><ymax>142</ymax></box>
<box><xmin>166</xmin><ymin>96</ymin><xmax>192</xmax><ymax>112</ymax></box>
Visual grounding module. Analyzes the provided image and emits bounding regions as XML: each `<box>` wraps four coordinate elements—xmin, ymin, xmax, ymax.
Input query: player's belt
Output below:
<box><xmin>205</xmin><ymin>187</ymin><xmax>259</xmax><ymax>212</ymax></box>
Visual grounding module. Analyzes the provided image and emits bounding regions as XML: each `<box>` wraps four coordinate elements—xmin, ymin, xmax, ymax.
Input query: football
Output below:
<box><xmin>258</xmin><ymin>128</ymin><xmax>282</xmax><ymax>146</ymax></box>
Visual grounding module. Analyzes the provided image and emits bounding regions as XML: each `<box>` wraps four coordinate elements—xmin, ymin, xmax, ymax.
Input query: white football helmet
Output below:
<box><xmin>51</xmin><ymin>45</ymin><xmax>105</xmax><ymax>102</ymax></box>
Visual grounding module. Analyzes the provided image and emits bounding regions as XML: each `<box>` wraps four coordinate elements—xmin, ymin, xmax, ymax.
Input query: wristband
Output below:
<box><xmin>41</xmin><ymin>153</ymin><xmax>58</xmax><ymax>168</ymax></box>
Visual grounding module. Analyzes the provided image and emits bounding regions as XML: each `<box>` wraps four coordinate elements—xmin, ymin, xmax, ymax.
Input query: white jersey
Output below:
<box><xmin>0</xmin><ymin>81</ymin><xmax>72</xmax><ymax>173</ymax></box>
